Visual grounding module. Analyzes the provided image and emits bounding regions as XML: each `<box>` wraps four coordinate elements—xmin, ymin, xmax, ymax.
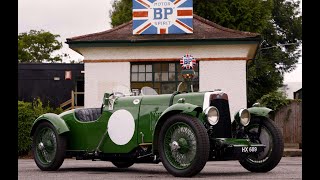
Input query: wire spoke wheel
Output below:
<box><xmin>158</xmin><ymin>114</ymin><xmax>209</xmax><ymax>177</ymax></box>
<box><xmin>32</xmin><ymin>121</ymin><xmax>66</xmax><ymax>171</ymax></box>
<box><xmin>36</xmin><ymin>127</ymin><xmax>57</xmax><ymax>164</ymax></box>
<box><xmin>164</xmin><ymin>123</ymin><xmax>197</xmax><ymax>169</ymax></box>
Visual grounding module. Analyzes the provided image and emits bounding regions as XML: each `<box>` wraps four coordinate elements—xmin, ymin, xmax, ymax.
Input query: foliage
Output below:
<box><xmin>109</xmin><ymin>0</ymin><xmax>302</xmax><ymax>106</ymax></box>
<box><xmin>110</xmin><ymin>0</ymin><xmax>132</xmax><ymax>27</ymax></box>
<box><xmin>257</xmin><ymin>91</ymin><xmax>291</xmax><ymax>111</ymax></box>
<box><xmin>18</xmin><ymin>30</ymin><xmax>67</xmax><ymax>63</ymax></box>
<box><xmin>18</xmin><ymin>98</ymin><xmax>63</xmax><ymax>156</ymax></box>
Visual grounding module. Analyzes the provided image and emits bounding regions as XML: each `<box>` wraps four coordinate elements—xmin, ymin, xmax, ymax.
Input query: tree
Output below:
<box><xmin>109</xmin><ymin>0</ymin><xmax>302</xmax><ymax>106</ymax></box>
<box><xmin>110</xmin><ymin>0</ymin><xmax>132</xmax><ymax>27</ymax></box>
<box><xmin>18</xmin><ymin>30</ymin><xmax>66</xmax><ymax>63</ymax></box>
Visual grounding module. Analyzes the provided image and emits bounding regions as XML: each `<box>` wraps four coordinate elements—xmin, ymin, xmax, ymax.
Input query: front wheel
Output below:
<box><xmin>239</xmin><ymin>117</ymin><xmax>284</xmax><ymax>172</ymax></box>
<box><xmin>32</xmin><ymin>121</ymin><xmax>67</xmax><ymax>171</ymax></box>
<box><xmin>158</xmin><ymin>114</ymin><xmax>209</xmax><ymax>177</ymax></box>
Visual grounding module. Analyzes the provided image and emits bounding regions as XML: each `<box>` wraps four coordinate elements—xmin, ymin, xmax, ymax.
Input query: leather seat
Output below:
<box><xmin>74</xmin><ymin>108</ymin><xmax>102</xmax><ymax>122</ymax></box>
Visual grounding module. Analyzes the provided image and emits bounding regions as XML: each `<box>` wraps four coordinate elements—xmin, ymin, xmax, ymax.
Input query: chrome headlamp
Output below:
<box><xmin>204</xmin><ymin>106</ymin><xmax>219</xmax><ymax>125</ymax></box>
<box><xmin>239</xmin><ymin>108</ymin><xmax>250</xmax><ymax>126</ymax></box>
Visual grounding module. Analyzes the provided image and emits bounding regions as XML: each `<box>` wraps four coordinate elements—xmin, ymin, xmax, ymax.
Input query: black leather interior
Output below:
<box><xmin>74</xmin><ymin>108</ymin><xmax>102</xmax><ymax>122</ymax></box>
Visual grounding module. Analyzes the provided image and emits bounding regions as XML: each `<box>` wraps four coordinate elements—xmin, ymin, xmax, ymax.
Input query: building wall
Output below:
<box><xmin>280</xmin><ymin>82</ymin><xmax>302</xmax><ymax>99</ymax></box>
<box><xmin>199</xmin><ymin>60</ymin><xmax>247</xmax><ymax>117</ymax></box>
<box><xmin>84</xmin><ymin>62</ymin><xmax>130</xmax><ymax>108</ymax></box>
<box><xmin>82</xmin><ymin>44</ymin><xmax>255</xmax><ymax>114</ymax></box>
<box><xmin>77</xmin><ymin>44</ymin><xmax>257</xmax><ymax>60</ymax></box>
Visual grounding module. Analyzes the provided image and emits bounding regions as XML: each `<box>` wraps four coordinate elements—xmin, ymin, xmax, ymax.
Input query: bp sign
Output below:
<box><xmin>133</xmin><ymin>0</ymin><xmax>193</xmax><ymax>35</ymax></box>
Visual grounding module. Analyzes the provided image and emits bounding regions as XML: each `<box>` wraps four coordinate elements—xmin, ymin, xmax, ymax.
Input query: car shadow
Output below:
<box><xmin>55</xmin><ymin>166</ymin><xmax>251</xmax><ymax>177</ymax></box>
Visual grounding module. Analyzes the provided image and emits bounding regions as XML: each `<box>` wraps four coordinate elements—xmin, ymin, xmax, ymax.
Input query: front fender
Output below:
<box><xmin>248</xmin><ymin>106</ymin><xmax>273</xmax><ymax>118</ymax></box>
<box><xmin>30</xmin><ymin>113</ymin><xmax>70</xmax><ymax>136</ymax></box>
<box><xmin>160</xmin><ymin>103</ymin><xmax>202</xmax><ymax>120</ymax></box>
<box><xmin>233</xmin><ymin>106</ymin><xmax>273</xmax><ymax>125</ymax></box>
<box><xmin>152</xmin><ymin>103</ymin><xmax>203</xmax><ymax>154</ymax></box>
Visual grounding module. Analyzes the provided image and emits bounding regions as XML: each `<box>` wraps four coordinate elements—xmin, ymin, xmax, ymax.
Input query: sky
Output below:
<box><xmin>18</xmin><ymin>0</ymin><xmax>302</xmax><ymax>83</ymax></box>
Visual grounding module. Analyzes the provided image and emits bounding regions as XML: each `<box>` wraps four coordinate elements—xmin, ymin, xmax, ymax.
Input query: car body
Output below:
<box><xmin>30</xmin><ymin>86</ymin><xmax>284</xmax><ymax>177</ymax></box>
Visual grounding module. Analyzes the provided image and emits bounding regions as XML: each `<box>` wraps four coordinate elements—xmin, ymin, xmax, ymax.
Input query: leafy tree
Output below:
<box><xmin>109</xmin><ymin>0</ymin><xmax>302</xmax><ymax>106</ymax></box>
<box><xmin>110</xmin><ymin>0</ymin><xmax>132</xmax><ymax>27</ymax></box>
<box><xmin>18</xmin><ymin>30</ymin><xmax>66</xmax><ymax>63</ymax></box>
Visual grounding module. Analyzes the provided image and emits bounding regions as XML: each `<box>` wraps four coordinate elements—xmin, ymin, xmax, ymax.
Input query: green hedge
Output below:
<box><xmin>18</xmin><ymin>98</ymin><xmax>63</xmax><ymax>156</ymax></box>
<box><xmin>257</xmin><ymin>91</ymin><xmax>301</xmax><ymax>112</ymax></box>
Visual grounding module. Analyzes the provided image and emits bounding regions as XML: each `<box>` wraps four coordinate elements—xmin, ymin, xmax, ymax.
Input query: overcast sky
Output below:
<box><xmin>18</xmin><ymin>0</ymin><xmax>302</xmax><ymax>83</ymax></box>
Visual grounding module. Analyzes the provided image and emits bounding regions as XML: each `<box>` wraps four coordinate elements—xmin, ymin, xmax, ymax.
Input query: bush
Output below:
<box><xmin>18</xmin><ymin>98</ymin><xmax>63</xmax><ymax>156</ymax></box>
<box><xmin>257</xmin><ymin>91</ymin><xmax>291</xmax><ymax>112</ymax></box>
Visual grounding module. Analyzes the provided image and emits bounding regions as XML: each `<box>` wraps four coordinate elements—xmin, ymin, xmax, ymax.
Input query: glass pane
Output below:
<box><xmin>169</xmin><ymin>63</ymin><xmax>175</xmax><ymax>72</ymax></box>
<box><xmin>146</xmin><ymin>65</ymin><xmax>152</xmax><ymax>72</ymax></box>
<box><xmin>169</xmin><ymin>73</ymin><xmax>175</xmax><ymax>81</ymax></box>
<box><xmin>154</xmin><ymin>63</ymin><xmax>161</xmax><ymax>72</ymax></box>
<box><xmin>177</xmin><ymin>73</ymin><xmax>183</xmax><ymax>81</ymax></box>
<box><xmin>146</xmin><ymin>73</ymin><xmax>152</xmax><ymax>81</ymax></box>
<box><xmin>161</xmin><ymin>63</ymin><xmax>169</xmax><ymax>72</ymax></box>
<box><xmin>139</xmin><ymin>65</ymin><xmax>145</xmax><ymax>72</ymax></box>
<box><xmin>138</xmin><ymin>73</ymin><xmax>145</xmax><ymax>81</ymax></box>
<box><xmin>161</xmin><ymin>83</ymin><xmax>176</xmax><ymax>94</ymax></box>
<box><xmin>162</xmin><ymin>73</ymin><xmax>168</xmax><ymax>81</ymax></box>
<box><xmin>155</xmin><ymin>73</ymin><xmax>161</xmax><ymax>81</ymax></box>
<box><xmin>177</xmin><ymin>64</ymin><xmax>182</xmax><ymax>73</ymax></box>
<box><xmin>131</xmin><ymin>73</ymin><xmax>138</xmax><ymax>81</ymax></box>
<box><xmin>132</xmin><ymin>65</ymin><xmax>138</xmax><ymax>72</ymax></box>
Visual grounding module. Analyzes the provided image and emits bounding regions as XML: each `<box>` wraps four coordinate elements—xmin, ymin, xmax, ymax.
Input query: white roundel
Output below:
<box><xmin>107</xmin><ymin>109</ymin><xmax>135</xmax><ymax>145</ymax></box>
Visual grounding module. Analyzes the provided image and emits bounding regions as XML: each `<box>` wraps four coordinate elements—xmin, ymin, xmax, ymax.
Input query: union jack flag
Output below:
<box><xmin>180</xmin><ymin>54</ymin><xmax>196</xmax><ymax>69</ymax></box>
<box><xmin>133</xmin><ymin>0</ymin><xmax>193</xmax><ymax>35</ymax></box>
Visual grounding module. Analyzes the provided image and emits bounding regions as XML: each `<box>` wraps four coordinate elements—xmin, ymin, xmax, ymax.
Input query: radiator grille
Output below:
<box><xmin>210</xmin><ymin>99</ymin><xmax>232</xmax><ymax>138</ymax></box>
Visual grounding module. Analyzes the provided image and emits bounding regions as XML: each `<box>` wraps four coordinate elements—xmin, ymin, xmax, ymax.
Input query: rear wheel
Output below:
<box><xmin>158</xmin><ymin>114</ymin><xmax>209</xmax><ymax>177</ymax></box>
<box><xmin>111</xmin><ymin>161</ymin><xmax>134</xmax><ymax>168</ymax></box>
<box><xmin>32</xmin><ymin>121</ymin><xmax>66</xmax><ymax>171</ymax></box>
<box><xmin>239</xmin><ymin>117</ymin><xmax>284</xmax><ymax>172</ymax></box>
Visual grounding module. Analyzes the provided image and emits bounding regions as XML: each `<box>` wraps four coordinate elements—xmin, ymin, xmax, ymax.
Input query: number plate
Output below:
<box><xmin>241</xmin><ymin>146</ymin><xmax>258</xmax><ymax>153</ymax></box>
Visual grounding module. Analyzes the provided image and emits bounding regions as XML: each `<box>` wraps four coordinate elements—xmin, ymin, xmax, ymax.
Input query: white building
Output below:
<box><xmin>280</xmin><ymin>82</ymin><xmax>302</xmax><ymax>99</ymax></box>
<box><xmin>66</xmin><ymin>14</ymin><xmax>261</xmax><ymax>116</ymax></box>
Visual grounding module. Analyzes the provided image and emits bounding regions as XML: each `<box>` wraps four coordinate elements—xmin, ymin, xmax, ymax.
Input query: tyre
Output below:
<box><xmin>111</xmin><ymin>161</ymin><xmax>134</xmax><ymax>168</ymax></box>
<box><xmin>239</xmin><ymin>117</ymin><xmax>284</xmax><ymax>172</ymax></box>
<box><xmin>32</xmin><ymin>121</ymin><xmax>67</xmax><ymax>171</ymax></box>
<box><xmin>158</xmin><ymin>114</ymin><xmax>209</xmax><ymax>177</ymax></box>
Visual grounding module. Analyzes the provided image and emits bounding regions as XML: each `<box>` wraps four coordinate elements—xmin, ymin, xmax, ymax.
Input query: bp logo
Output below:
<box><xmin>133</xmin><ymin>0</ymin><xmax>193</xmax><ymax>35</ymax></box>
<box><xmin>180</xmin><ymin>54</ymin><xmax>196</xmax><ymax>69</ymax></box>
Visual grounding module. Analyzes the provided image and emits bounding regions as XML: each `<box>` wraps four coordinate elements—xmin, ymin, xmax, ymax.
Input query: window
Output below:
<box><xmin>131</xmin><ymin>62</ymin><xmax>199</xmax><ymax>94</ymax></box>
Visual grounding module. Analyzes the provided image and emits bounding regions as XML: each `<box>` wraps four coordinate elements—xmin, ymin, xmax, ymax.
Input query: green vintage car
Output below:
<box><xmin>30</xmin><ymin>84</ymin><xmax>283</xmax><ymax>177</ymax></box>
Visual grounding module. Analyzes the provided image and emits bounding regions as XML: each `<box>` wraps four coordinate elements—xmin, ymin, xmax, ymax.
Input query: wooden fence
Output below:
<box><xmin>273</xmin><ymin>101</ymin><xmax>302</xmax><ymax>147</ymax></box>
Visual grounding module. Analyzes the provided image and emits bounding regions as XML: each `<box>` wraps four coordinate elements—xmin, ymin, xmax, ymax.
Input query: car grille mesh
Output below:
<box><xmin>210</xmin><ymin>99</ymin><xmax>232</xmax><ymax>138</ymax></box>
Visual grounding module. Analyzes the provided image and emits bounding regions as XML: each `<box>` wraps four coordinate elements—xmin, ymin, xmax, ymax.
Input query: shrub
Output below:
<box><xmin>257</xmin><ymin>91</ymin><xmax>291</xmax><ymax>112</ymax></box>
<box><xmin>18</xmin><ymin>98</ymin><xmax>63</xmax><ymax>156</ymax></box>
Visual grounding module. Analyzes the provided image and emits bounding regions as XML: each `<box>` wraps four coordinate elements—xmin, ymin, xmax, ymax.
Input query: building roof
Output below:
<box><xmin>66</xmin><ymin>14</ymin><xmax>260</xmax><ymax>44</ymax></box>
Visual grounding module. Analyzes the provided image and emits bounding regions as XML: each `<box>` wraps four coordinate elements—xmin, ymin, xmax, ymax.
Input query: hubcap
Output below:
<box><xmin>170</xmin><ymin>141</ymin><xmax>180</xmax><ymax>151</ymax></box>
<box><xmin>38</xmin><ymin>142</ymin><xmax>45</xmax><ymax>151</ymax></box>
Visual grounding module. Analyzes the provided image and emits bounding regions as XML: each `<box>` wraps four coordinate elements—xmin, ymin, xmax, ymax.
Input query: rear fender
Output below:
<box><xmin>152</xmin><ymin>103</ymin><xmax>202</xmax><ymax>154</ymax></box>
<box><xmin>30</xmin><ymin>113</ymin><xmax>70</xmax><ymax>136</ymax></box>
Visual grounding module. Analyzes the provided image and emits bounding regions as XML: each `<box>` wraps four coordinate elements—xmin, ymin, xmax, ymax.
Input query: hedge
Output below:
<box><xmin>18</xmin><ymin>98</ymin><xmax>63</xmax><ymax>156</ymax></box>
